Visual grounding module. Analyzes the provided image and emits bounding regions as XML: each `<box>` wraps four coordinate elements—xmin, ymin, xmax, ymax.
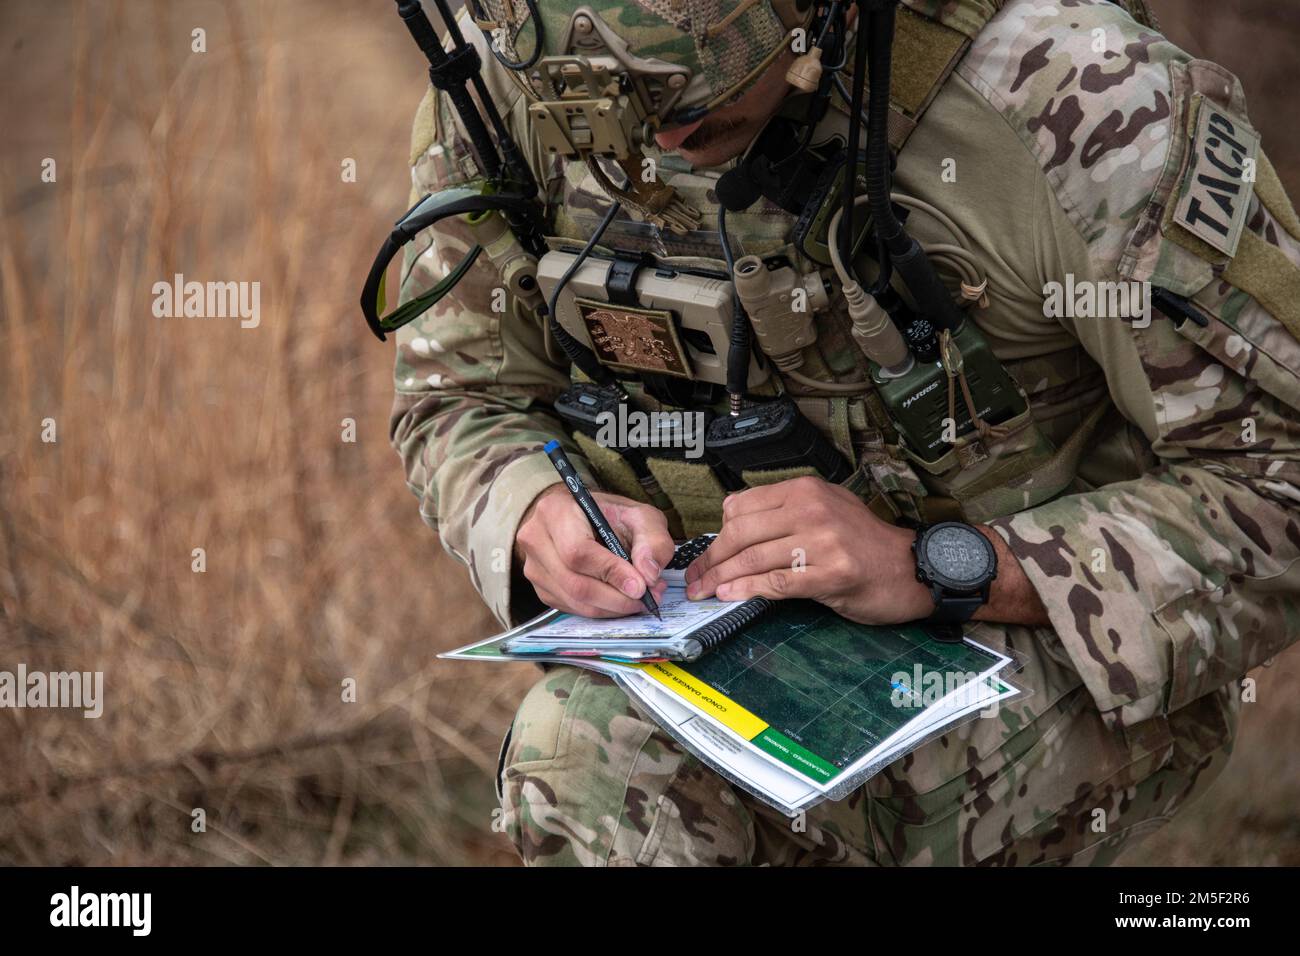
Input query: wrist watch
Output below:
<box><xmin>912</xmin><ymin>522</ymin><xmax>998</xmax><ymax>626</ymax></box>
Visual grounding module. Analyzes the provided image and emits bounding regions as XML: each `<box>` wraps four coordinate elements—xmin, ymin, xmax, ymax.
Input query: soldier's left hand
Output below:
<box><xmin>684</xmin><ymin>475</ymin><xmax>935</xmax><ymax>625</ymax></box>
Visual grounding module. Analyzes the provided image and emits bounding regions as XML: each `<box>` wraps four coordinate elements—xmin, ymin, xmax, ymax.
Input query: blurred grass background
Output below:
<box><xmin>0</xmin><ymin>0</ymin><xmax>1296</xmax><ymax>866</ymax></box>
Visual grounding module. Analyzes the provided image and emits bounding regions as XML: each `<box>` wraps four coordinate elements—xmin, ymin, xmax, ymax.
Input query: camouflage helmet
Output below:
<box><xmin>469</xmin><ymin>0</ymin><xmax>815</xmax><ymax>129</ymax></box>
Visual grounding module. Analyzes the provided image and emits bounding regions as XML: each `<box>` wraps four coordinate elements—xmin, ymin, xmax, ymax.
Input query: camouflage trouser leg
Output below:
<box><xmin>498</xmin><ymin>627</ymin><xmax>1238</xmax><ymax>866</ymax></box>
<box><xmin>497</xmin><ymin>665</ymin><xmax>872</xmax><ymax>866</ymax></box>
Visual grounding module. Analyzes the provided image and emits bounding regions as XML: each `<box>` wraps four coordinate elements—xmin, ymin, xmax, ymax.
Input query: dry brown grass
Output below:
<box><xmin>0</xmin><ymin>0</ymin><xmax>531</xmax><ymax>865</ymax></box>
<box><xmin>0</xmin><ymin>0</ymin><xmax>1296</xmax><ymax>866</ymax></box>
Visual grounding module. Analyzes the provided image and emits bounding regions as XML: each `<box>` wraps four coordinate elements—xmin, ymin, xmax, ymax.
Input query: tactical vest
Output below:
<box><xmin>534</xmin><ymin>2</ymin><xmax>1143</xmax><ymax>539</ymax></box>
<box><xmin>406</xmin><ymin>1</ymin><xmax>1170</xmax><ymax>540</ymax></box>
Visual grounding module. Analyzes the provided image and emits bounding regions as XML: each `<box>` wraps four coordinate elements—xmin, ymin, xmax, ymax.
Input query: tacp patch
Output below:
<box><xmin>1172</xmin><ymin>95</ymin><xmax>1260</xmax><ymax>258</ymax></box>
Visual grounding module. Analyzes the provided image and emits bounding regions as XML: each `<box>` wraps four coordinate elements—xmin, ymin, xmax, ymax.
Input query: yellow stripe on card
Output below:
<box><xmin>635</xmin><ymin>662</ymin><xmax>768</xmax><ymax>740</ymax></box>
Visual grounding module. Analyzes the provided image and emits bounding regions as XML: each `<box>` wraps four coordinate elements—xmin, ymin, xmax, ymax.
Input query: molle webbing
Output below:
<box><xmin>843</xmin><ymin>5</ymin><xmax>976</xmax><ymax>151</ymax></box>
<box><xmin>886</xmin><ymin>6</ymin><xmax>972</xmax><ymax>149</ymax></box>
<box><xmin>1161</xmin><ymin>147</ymin><xmax>1300</xmax><ymax>342</ymax></box>
<box><xmin>1111</xmin><ymin>0</ymin><xmax>1160</xmax><ymax>30</ymax></box>
<box><xmin>1220</xmin><ymin>153</ymin><xmax>1300</xmax><ymax>341</ymax></box>
<box><xmin>572</xmin><ymin>431</ymin><xmax>687</xmax><ymax>539</ymax></box>
<box><xmin>791</xmin><ymin>394</ymin><xmax>856</xmax><ymax>463</ymax></box>
<box><xmin>572</xmin><ymin>431</ymin><xmax>651</xmax><ymax>503</ymax></box>
<box><xmin>741</xmin><ymin>466</ymin><xmax>819</xmax><ymax>487</ymax></box>
<box><xmin>1255</xmin><ymin>153</ymin><xmax>1300</xmax><ymax>241</ymax></box>
<box><xmin>955</xmin><ymin>401</ymin><xmax>1115</xmax><ymax>522</ymax></box>
<box><xmin>1225</xmin><ymin>230</ymin><xmax>1300</xmax><ymax>342</ymax></box>
<box><xmin>643</xmin><ymin>457</ymin><xmax>727</xmax><ymax>539</ymax></box>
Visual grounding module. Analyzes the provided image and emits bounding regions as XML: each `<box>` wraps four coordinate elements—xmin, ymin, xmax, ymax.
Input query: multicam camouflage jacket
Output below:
<box><xmin>391</xmin><ymin>0</ymin><xmax>1300</xmax><ymax>735</ymax></box>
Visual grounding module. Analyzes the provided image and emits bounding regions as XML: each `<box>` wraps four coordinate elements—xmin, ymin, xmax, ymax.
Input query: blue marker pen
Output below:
<box><xmin>543</xmin><ymin>439</ymin><xmax>662</xmax><ymax>620</ymax></box>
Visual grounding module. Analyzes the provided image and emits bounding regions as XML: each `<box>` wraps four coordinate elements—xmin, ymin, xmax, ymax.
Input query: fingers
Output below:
<box><xmin>687</xmin><ymin>477</ymin><xmax>857</xmax><ymax>592</ymax></box>
<box><xmin>532</xmin><ymin>575</ymin><xmax>669</xmax><ymax>620</ymax></box>
<box><xmin>535</xmin><ymin>533</ymin><xmax>648</xmax><ymax>615</ymax></box>
<box><xmin>720</xmin><ymin>483</ymin><xmax>793</xmax><ymax>520</ymax></box>
<box><xmin>524</xmin><ymin>551</ymin><xmax>641</xmax><ymax>616</ymax></box>
<box><xmin>715</xmin><ymin>566</ymin><xmax>825</xmax><ymax>603</ymax></box>
<box><xmin>686</xmin><ymin>510</ymin><xmax>793</xmax><ymax>587</ymax></box>
<box><xmin>722</xmin><ymin>475</ymin><xmax>852</xmax><ymax>520</ymax></box>
<box><xmin>517</xmin><ymin>486</ymin><xmax>672</xmax><ymax>618</ymax></box>
<box><xmin>567</xmin><ymin>535</ymin><xmax>650</xmax><ymax>599</ymax></box>
<box><xmin>687</xmin><ymin>536</ymin><xmax>802</xmax><ymax>600</ymax></box>
<box><xmin>531</xmin><ymin>582</ymin><xmax>626</xmax><ymax>620</ymax></box>
<box><xmin>605</xmin><ymin>497</ymin><xmax>675</xmax><ymax>586</ymax></box>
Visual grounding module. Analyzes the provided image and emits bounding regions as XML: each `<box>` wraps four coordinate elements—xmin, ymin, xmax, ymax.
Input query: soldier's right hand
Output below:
<box><xmin>515</xmin><ymin>484</ymin><xmax>674</xmax><ymax>618</ymax></box>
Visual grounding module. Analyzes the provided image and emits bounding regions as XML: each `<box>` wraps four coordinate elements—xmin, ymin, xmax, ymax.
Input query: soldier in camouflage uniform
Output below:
<box><xmin>390</xmin><ymin>0</ymin><xmax>1300</xmax><ymax>865</ymax></box>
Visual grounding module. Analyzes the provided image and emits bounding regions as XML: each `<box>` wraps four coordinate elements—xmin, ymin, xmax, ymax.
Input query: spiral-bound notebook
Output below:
<box><xmin>501</xmin><ymin>588</ymin><xmax>772</xmax><ymax>662</ymax></box>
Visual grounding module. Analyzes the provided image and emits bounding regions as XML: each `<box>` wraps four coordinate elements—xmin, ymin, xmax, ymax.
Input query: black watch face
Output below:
<box><xmin>922</xmin><ymin>525</ymin><xmax>993</xmax><ymax>589</ymax></box>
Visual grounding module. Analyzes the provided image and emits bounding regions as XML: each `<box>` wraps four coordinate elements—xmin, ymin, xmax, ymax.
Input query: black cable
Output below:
<box><xmin>401</xmin><ymin>233</ymin><xmax>436</xmax><ymax>289</ymax></box>
<box><xmin>828</xmin><ymin>16</ymin><xmax>886</xmax><ymax>296</ymax></box>
<box><xmin>840</xmin><ymin>8</ymin><xmax>869</xmax><ymax>270</ymax></box>
<box><xmin>718</xmin><ymin>206</ymin><xmax>752</xmax><ymax>409</ymax></box>
<box><xmin>812</xmin><ymin>2</ymin><xmax>851</xmax><ymax>74</ymax></box>
<box><xmin>870</xmin><ymin>232</ymin><xmax>893</xmax><ymax>297</ymax></box>
<box><xmin>831</xmin><ymin>73</ymin><xmax>870</xmax><ymax>127</ymax></box>
<box><xmin>816</xmin><ymin>0</ymin><xmax>844</xmax><ymax>49</ymax></box>
<box><xmin>431</xmin><ymin>0</ymin><xmax>467</xmax><ymax>44</ymax></box>
<box><xmin>770</xmin><ymin>5</ymin><xmax>847</xmax><ymax>175</ymax></box>
<box><xmin>863</xmin><ymin>3</ymin><xmax>962</xmax><ymax>331</ymax></box>
<box><xmin>546</xmin><ymin>202</ymin><xmax>623</xmax><ymax>387</ymax></box>
<box><xmin>771</xmin><ymin>104</ymin><xmax>822</xmax><ymax>173</ymax></box>
<box><xmin>822</xmin><ymin>29</ymin><xmax>851</xmax><ymax>72</ymax></box>
<box><xmin>864</xmin><ymin>5</ymin><xmax>901</xmax><ymax>255</ymax></box>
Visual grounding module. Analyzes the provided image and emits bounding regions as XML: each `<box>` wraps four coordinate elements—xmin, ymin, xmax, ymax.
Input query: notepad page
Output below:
<box><xmin>524</xmin><ymin>587</ymin><xmax>745</xmax><ymax>640</ymax></box>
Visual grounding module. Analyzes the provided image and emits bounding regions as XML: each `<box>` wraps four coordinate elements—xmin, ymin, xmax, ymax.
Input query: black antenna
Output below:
<box><xmin>425</xmin><ymin>0</ymin><xmax>538</xmax><ymax>198</ymax></box>
<box><xmin>393</xmin><ymin>0</ymin><xmax>544</xmax><ymax>254</ymax></box>
<box><xmin>395</xmin><ymin>0</ymin><xmax>501</xmax><ymax>178</ymax></box>
<box><xmin>858</xmin><ymin>0</ymin><xmax>963</xmax><ymax>331</ymax></box>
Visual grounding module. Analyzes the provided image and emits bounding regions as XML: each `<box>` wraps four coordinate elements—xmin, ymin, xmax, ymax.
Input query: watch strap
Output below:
<box><xmin>923</xmin><ymin>585</ymin><xmax>987</xmax><ymax>626</ymax></box>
